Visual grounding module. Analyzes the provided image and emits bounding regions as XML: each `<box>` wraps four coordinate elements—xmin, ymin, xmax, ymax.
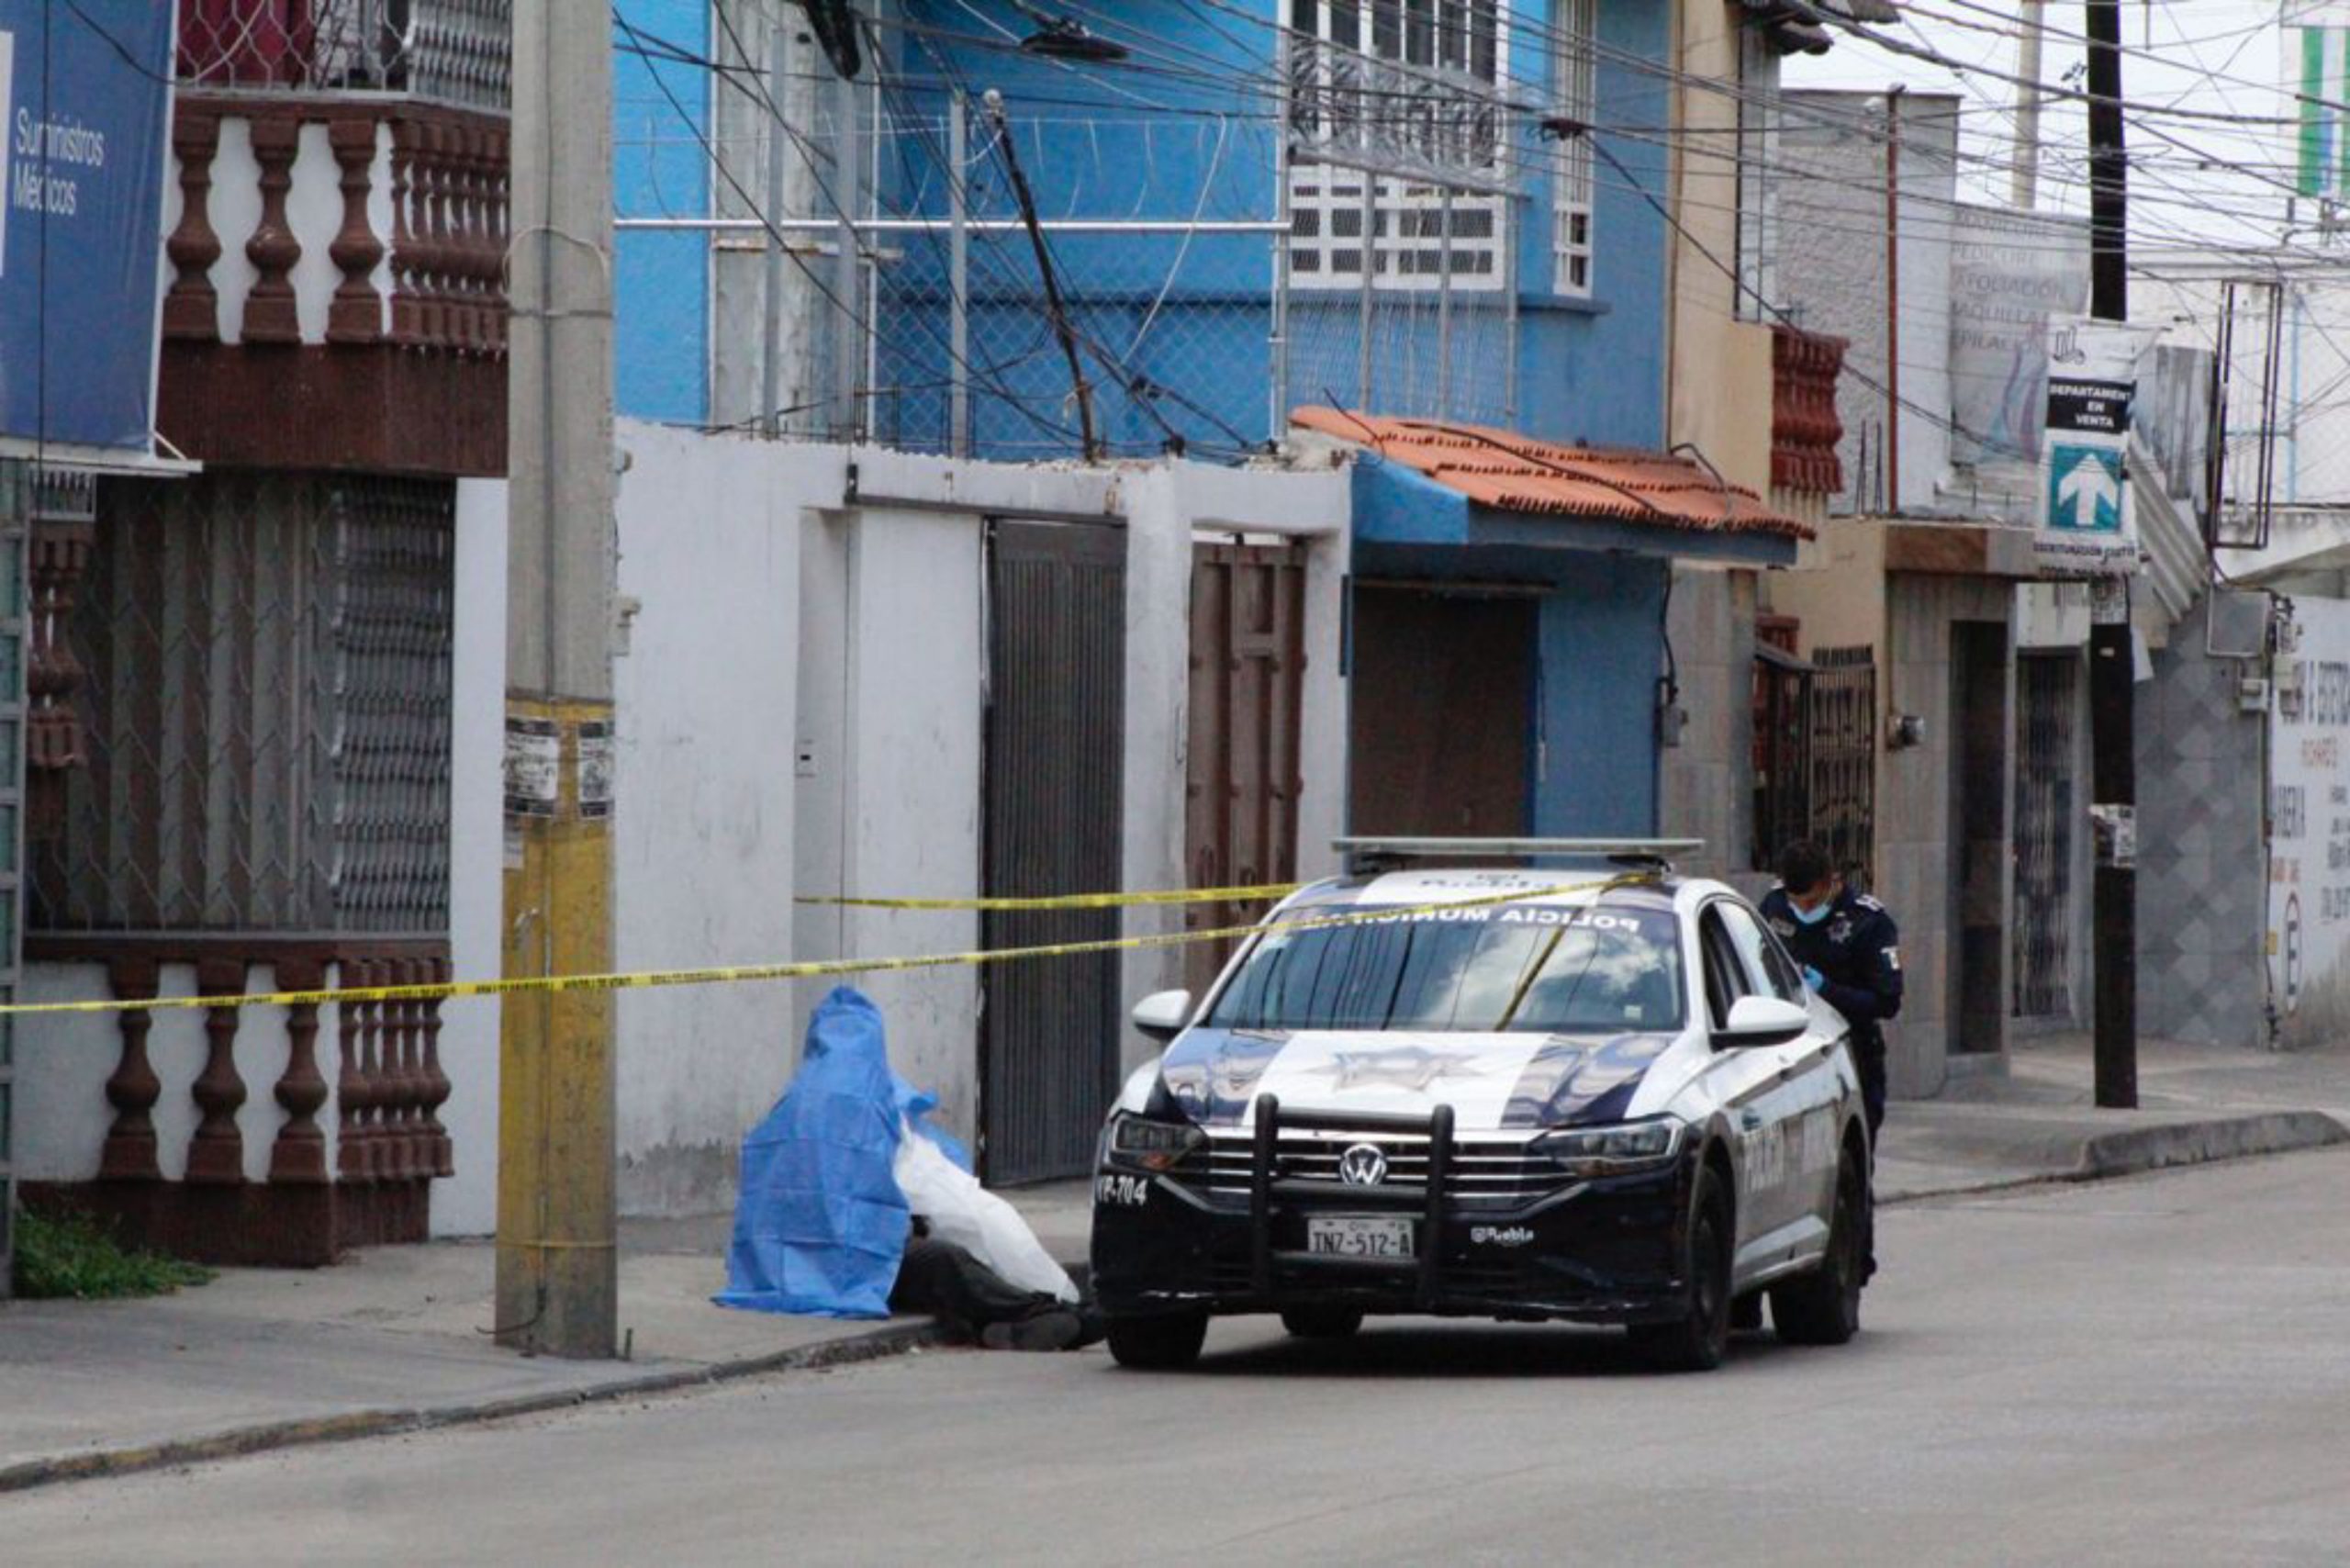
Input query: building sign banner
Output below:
<box><xmin>0</xmin><ymin>2</ymin><xmax>173</xmax><ymax>454</ymax></box>
<box><xmin>1948</xmin><ymin>209</ymin><xmax>2087</xmax><ymax>467</ymax></box>
<box><xmin>2036</xmin><ymin>318</ymin><xmax>2157</xmax><ymax>577</ymax></box>
<box><xmin>2269</xmin><ymin>596</ymin><xmax>2350</xmax><ymax>1047</ymax></box>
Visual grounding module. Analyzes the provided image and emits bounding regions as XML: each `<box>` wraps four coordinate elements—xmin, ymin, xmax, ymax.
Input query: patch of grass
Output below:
<box><xmin>11</xmin><ymin>1207</ymin><xmax>214</xmax><ymax>1301</ymax></box>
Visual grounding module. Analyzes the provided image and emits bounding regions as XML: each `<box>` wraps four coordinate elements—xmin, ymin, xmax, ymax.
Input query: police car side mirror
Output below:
<box><xmin>1132</xmin><ymin>989</ymin><xmax>1194</xmax><ymax>1044</ymax></box>
<box><xmin>1716</xmin><ymin>995</ymin><xmax>1810</xmax><ymax>1049</ymax></box>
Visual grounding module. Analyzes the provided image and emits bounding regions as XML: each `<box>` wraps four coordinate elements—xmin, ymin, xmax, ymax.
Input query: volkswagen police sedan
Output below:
<box><xmin>1091</xmin><ymin>844</ymin><xmax>1872</xmax><ymax>1372</ymax></box>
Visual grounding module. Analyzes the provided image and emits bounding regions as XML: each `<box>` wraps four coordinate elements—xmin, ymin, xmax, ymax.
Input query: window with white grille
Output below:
<box><xmin>1285</xmin><ymin>2</ymin><xmax>1511</xmax><ymax>293</ymax></box>
<box><xmin>1551</xmin><ymin>0</ymin><xmax>1597</xmax><ymax>297</ymax></box>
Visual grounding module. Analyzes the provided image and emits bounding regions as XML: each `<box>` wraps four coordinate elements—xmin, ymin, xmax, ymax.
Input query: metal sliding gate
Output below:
<box><xmin>981</xmin><ymin>520</ymin><xmax>1127</xmax><ymax>1185</ymax></box>
<box><xmin>2013</xmin><ymin>653</ymin><xmax>2079</xmax><ymax>1019</ymax></box>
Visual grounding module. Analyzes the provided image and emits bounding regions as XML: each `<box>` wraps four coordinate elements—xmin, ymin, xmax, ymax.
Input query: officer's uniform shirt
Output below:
<box><xmin>1758</xmin><ymin>885</ymin><xmax>1905</xmax><ymax>1051</ymax></box>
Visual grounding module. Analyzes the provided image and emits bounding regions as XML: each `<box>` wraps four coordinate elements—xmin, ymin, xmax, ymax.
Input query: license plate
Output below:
<box><xmin>1306</xmin><ymin>1215</ymin><xmax>1415</xmax><ymax>1260</ymax></box>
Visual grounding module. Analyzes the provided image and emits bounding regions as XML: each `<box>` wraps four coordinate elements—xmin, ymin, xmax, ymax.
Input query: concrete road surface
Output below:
<box><xmin>8</xmin><ymin>1150</ymin><xmax>2348</xmax><ymax>1567</ymax></box>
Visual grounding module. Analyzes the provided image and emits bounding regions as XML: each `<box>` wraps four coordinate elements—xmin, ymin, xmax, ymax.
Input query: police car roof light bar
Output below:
<box><xmin>1335</xmin><ymin>837</ymin><xmax>1706</xmax><ymax>875</ymax></box>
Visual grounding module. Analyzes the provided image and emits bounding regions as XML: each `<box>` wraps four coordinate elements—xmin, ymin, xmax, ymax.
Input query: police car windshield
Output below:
<box><xmin>1207</xmin><ymin>902</ymin><xmax>1684</xmax><ymax>1034</ymax></box>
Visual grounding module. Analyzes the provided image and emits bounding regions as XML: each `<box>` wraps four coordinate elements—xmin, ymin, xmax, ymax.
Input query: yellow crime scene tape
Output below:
<box><xmin>792</xmin><ymin>882</ymin><xmax>1304</xmax><ymax>912</ymax></box>
<box><xmin>0</xmin><ymin>874</ymin><xmax>1641</xmax><ymax>1020</ymax></box>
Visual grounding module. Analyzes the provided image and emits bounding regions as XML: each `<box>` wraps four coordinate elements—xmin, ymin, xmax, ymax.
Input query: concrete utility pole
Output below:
<box><xmin>497</xmin><ymin>0</ymin><xmax>621</xmax><ymax>1357</ymax></box>
<box><xmin>2012</xmin><ymin>0</ymin><xmax>2047</xmax><ymax>210</ymax></box>
<box><xmin>2086</xmin><ymin>0</ymin><xmax>2138</xmax><ymax>1110</ymax></box>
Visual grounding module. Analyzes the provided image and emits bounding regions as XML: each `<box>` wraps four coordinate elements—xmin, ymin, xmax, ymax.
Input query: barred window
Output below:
<box><xmin>1286</xmin><ymin>1</ymin><xmax>1510</xmax><ymax>293</ymax></box>
<box><xmin>33</xmin><ymin>474</ymin><xmax>454</xmax><ymax>935</ymax></box>
<box><xmin>1551</xmin><ymin>0</ymin><xmax>1597</xmax><ymax>297</ymax></box>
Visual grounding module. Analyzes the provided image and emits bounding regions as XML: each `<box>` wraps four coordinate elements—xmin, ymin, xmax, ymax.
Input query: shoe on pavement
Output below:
<box><xmin>979</xmin><ymin>1309</ymin><xmax>1084</xmax><ymax>1351</ymax></box>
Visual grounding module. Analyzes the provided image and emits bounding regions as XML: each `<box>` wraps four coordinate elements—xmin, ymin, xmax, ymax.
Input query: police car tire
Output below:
<box><xmin>1281</xmin><ymin>1305</ymin><xmax>1366</xmax><ymax>1339</ymax></box>
<box><xmin>1105</xmin><ymin>1311</ymin><xmax>1209</xmax><ymax>1370</ymax></box>
<box><xmin>1771</xmin><ymin>1151</ymin><xmax>1865</xmax><ymax>1347</ymax></box>
<box><xmin>1629</xmin><ymin>1165</ymin><xmax>1732</xmax><ymax>1373</ymax></box>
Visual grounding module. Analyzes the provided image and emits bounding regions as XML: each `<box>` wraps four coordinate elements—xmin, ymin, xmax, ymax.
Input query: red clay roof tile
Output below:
<box><xmin>1291</xmin><ymin>408</ymin><xmax>1816</xmax><ymax>541</ymax></box>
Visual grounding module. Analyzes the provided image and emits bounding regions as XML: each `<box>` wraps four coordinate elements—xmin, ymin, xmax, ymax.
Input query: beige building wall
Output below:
<box><xmin>1664</xmin><ymin>0</ymin><xmax>1774</xmax><ymax>494</ymax></box>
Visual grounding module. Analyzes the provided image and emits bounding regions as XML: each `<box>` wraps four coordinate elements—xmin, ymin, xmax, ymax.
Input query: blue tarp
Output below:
<box><xmin>714</xmin><ymin>987</ymin><xmax>966</xmax><ymax>1318</ymax></box>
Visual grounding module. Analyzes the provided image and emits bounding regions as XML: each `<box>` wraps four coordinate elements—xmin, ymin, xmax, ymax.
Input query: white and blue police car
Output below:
<box><xmin>1090</xmin><ymin>841</ymin><xmax>1872</xmax><ymax>1372</ymax></box>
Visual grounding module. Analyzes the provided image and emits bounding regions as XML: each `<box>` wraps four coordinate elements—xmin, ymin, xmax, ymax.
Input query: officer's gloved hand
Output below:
<box><xmin>1801</xmin><ymin>966</ymin><xmax>1825</xmax><ymax>994</ymax></box>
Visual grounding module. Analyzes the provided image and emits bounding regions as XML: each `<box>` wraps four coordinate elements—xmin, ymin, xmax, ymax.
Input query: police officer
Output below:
<box><xmin>1760</xmin><ymin>839</ymin><xmax>1903</xmax><ymax>1139</ymax></box>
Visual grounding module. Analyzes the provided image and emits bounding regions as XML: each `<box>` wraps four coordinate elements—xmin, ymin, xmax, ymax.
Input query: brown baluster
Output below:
<box><xmin>267</xmin><ymin>958</ymin><xmax>330</xmax><ymax>1184</ymax></box>
<box><xmin>326</xmin><ymin>118</ymin><xmax>386</xmax><ymax>344</ymax></box>
<box><xmin>442</xmin><ymin>126</ymin><xmax>476</xmax><ymax>353</ymax></box>
<box><xmin>358</xmin><ymin>960</ymin><xmax>391</xmax><ymax>1182</ymax></box>
<box><xmin>337</xmin><ymin>960</ymin><xmax>378</xmax><ymax>1182</ymax></box>
<box><xmin>241</xmin><ymin>113</ymin><xmax>304</xmax><ymax>344</ymax></box>
<box><xmin>162</xmin><ymin>107</ymin><xmax>223</xmax><ymax>342</ymax></box>
<box><xmin>388</xmin><ymin>121</ymin><xmax>423</xmax><ymax>346</ymax></box>
<box><xmin>413</xmin><ymin>124</ymin><xmax>451</xmax><ymax>349</ymax></box>
<box><xmin>421</xmin><ymin>957</ymin><xmax>454</xmax><ymax>1178</ymax></box>
<box><xmin>382</xmin><ymin>958</ymin><xmax>420</xmax><ymax>1182</ymax></box>
<box><xmin>484</xmin><ymin>122</ymin><xmax>510</xmax><ymax>354</ymax></box>
<box><xmin>185</xmin><ymin>958</ymin><xmax>250</xmax><ymax>1184</ymax></box>
<box><xmin>98</xmin><ymin>957</ymin><xmax>163</xmax><ymax>1182</ymax></box>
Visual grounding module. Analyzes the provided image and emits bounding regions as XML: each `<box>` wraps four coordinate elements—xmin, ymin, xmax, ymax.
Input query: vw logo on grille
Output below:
<box><xmin>1337</xmin><ymin>1143</ymin><xmax>1390</xmax><ymax>1186</ymax></box>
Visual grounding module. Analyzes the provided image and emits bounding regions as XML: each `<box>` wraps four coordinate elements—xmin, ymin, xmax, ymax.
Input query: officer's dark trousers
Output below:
<box><xmin>888</xmin><ymin>1238</ymin><xmax>1063</xmax><ymax>1339</ymax></box>
<box><xmin>1856</xmin><ymin>1033</ymin><xmax>1887</xmax><ymax>1140</ymax></box>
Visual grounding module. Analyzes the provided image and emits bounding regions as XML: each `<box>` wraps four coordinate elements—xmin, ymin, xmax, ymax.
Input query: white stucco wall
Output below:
<box><xmin>452</xmin><ymin>431</ymin><xmax>1348</xmax><ymax>1213</ymax></box>
<box><xmin>437</xmin><ymin>478</ymin><xmax>510</xmax><ymax>1235</ymax></box>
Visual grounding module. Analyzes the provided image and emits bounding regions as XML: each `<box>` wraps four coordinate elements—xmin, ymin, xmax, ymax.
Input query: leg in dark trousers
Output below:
<box><xmin>890</xmin><ymin>1238</ymin><xmax>1086</xmax><ymax>1350</ymax></box>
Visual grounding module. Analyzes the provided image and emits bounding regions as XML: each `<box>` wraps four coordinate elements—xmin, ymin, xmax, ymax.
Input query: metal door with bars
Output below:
<box><xmin>2013</xmin><ymin>653</ymin><xmax>2079</xmax><ymax>1019</ymax></box>
<box><xmin>981</xmin><ymin>519</ymin><xmax>1127</xmax><ymax>1185</ymax></box>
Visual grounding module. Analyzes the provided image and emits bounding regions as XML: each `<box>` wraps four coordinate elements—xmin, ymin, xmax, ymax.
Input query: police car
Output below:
<box><xmin>1091</xmin><ymin>841</ymin><xmax>1872</xmax><ymax>1372</ymax></box>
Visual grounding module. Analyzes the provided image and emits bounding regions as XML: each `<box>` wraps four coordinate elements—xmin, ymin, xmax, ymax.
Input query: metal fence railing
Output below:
<box><xmin>176</xmin><ymin>0</ymin><xmax>511</xmax><ymax>110</ymax></box>
<box><xmin>624</xmin><ymin>13</ymin><xmax>1528</xmax><ymax>464</ymax></box>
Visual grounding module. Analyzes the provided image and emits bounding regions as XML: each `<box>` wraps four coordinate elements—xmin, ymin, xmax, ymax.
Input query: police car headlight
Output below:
<box><xmin>1534</xmin><ymin>1117</ymin><xmax>1685</xmax><ymax>1176</ymax></box>
<box><xmin>1105</xmin><ymin>1112</ymin><xmax>1204</xmax><ymax>1173</ymax></box>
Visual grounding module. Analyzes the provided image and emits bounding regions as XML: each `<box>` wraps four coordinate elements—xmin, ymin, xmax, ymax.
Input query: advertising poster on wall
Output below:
<box><xmin>2269</xmin><ymin>596</ymin><xmax>2350</xmax><ymax>1048</ymax></box>
<box><xmin>0</xmin><ymin>1</ymin><xmax>173</xmax><ymax>457</ymax></box>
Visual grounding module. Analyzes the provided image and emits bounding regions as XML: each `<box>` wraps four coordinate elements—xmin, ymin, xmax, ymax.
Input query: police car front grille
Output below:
<box><xmin>1171</xmin><ymin>1131</ymin><xmax>1567</xmax><ymax>1205</ymax></box>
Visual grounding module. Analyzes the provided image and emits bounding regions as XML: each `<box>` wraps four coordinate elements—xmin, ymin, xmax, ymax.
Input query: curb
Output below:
<box><xmin>1881</xmin><ymin>1110</ymin><xmax>2350</xmax><ymax>1206</ymax></box>
<box><xmin>0</xmin><ymin>1317</ymin><xmax>947</xmax><ymax>1498</ymax></box>
<box><xmin>2075</xmin><ymin>1109</ymin><xmax>2350</xmax><ymax>1178</ymax></box>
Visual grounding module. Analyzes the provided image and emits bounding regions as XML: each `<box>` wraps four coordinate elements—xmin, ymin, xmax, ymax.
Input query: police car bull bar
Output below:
<box><xmin>1247</xmin><ymin>1093</ymin><xmax>1456</xmax><ymax>1310</ymax></box>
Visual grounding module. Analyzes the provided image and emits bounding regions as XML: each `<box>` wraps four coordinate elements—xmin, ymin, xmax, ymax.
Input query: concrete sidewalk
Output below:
<box><xmin>5</xmin><ymin>1031</ymin><xmax>2344</xmax><ymax>1495</ymax></box>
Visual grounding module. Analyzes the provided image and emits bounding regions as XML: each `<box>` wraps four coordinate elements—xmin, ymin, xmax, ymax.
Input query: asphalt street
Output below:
<box><xmin>8</xmin><ymin>1149</ymin><xmax>2348</xmax><ymax>1567</ymax></box>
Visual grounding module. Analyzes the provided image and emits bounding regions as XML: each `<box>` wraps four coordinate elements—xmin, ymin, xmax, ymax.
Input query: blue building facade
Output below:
<box><xmin>612</xmin><ymin>1</ymin><xmax>1676</xmax><ymax>456</ymax></box>
<box><xmin>608</xmin><ymin>3</ymin><xmax>1775</xmax><ymax>844</ymax></box>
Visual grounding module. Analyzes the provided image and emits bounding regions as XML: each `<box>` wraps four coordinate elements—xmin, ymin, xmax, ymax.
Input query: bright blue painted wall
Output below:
<box><xmin>614</xmin><ymin>0</ymin><xmax>711</xmax><ymax>424</ymax></box>
<box><xmin>602</xmin><ymin>2</ymin><xmax>1676</xmax><ymax>449</ymax></box>
<box><xmin>1534</xmin><ymin>558</ymin><xmax>1667</xmax><ymax>835</ymax></box>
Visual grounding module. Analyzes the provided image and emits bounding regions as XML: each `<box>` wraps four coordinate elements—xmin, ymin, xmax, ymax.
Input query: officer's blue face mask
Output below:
<box><xmin>1789</xmin><ymin>881</ymin><xmax>1839</xmax><ymax>924</ymax></box>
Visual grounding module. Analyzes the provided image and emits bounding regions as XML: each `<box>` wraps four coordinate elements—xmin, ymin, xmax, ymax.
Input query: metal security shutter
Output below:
<box><xmin>981</xmin><ymin>520</ymin><xmax>1127</xmax><ymax>1185</ymax></box>
<box><xmin>0</xmin><ymin>464</ymin><xmax>27</xmax><ymax>1298</ymax></box>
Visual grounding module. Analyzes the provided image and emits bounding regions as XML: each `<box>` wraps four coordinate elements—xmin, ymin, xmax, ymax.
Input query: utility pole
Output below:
<box><xmin>1885</xmin><ymin>85</ymin><xmax>1903</xmax><ymax>513</ymax></box>
<box><xmin>497</xmin><ymin>0</ymin><xmax>621</xmax><ymax>1357</ymax></box>
<box><xmin>2012</xmin><ymin>0</ymin><xmax>2046</xmax><ymax>210</ymax></box>
<box><xmin>2086</xmin><ymin>0</ymin><xmax>2137</xmax><ymax>1110</ymax></box>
